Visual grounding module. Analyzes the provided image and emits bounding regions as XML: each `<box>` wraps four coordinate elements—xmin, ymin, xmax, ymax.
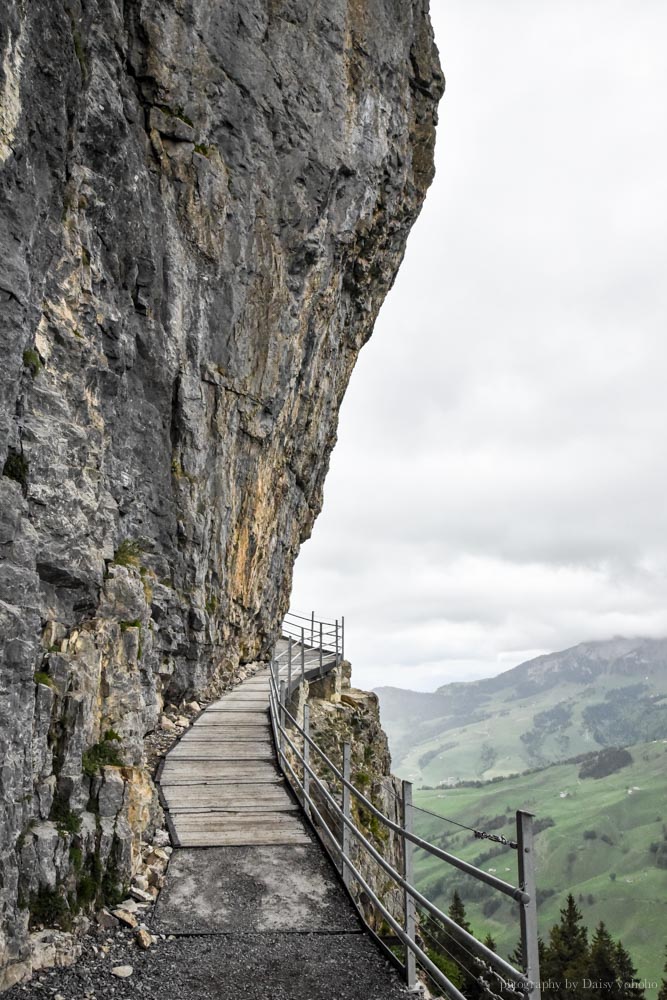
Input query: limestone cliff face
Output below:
<box><xmin>297</xmin><ymin>665</ymin><xmax>405</xmax><ymax>930</ymax></box>
<box><xmin>0</xmin><ymin>0</ymin><xmax>442</xmax><ymax>986</ymax></box>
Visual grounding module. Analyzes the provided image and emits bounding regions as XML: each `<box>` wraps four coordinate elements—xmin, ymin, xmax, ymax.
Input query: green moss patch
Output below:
<box><xmin>82</xmin><ymin>731</ymin><xmax>123</xmax><ymax>776</ymax></box>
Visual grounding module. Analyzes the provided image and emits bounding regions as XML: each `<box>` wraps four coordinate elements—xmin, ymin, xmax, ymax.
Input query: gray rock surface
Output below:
<box><xmin>0</xmin><ymin>0</ymin><xmax>442</xmax><ymax>986</ymax></box>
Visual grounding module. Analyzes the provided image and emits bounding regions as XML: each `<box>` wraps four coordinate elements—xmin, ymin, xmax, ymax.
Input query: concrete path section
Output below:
<box><xmin>153</xmin><ymin>846</ymin><xmax>359</xmax><ymax>934</ymax></box>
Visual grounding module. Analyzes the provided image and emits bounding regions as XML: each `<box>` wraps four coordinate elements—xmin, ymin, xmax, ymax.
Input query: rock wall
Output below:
<box><xmin>289</xmin><ymin>661</ymin><xmax>405</xmax><ymax>930</ymax></box>
<box><xmin>0</xmin><ymin>0</ymin><xmax>442</xmax><ymax>987</ymax></box>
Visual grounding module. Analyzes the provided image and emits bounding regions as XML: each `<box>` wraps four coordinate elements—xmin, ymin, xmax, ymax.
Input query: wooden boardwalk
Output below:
<box><xmin>160</xmin><ymin>666</ymin><xmax>312</xmax><ymax>848</ymax></box>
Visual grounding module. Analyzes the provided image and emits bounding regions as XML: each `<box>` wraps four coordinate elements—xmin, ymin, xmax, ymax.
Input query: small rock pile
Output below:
<box><xmin>143</xmin><ymin>700</ymin><xmax>201</xmax><ymax>771</ymax></box>
<box><xmin>100</xmin><ymin>828</ymin><xmax>173</xmax><ymax>952</ymax></box>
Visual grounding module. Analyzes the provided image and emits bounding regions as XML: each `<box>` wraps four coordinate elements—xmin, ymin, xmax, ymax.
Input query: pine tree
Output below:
<box><xmin>587</xmin><ymin>923</ymin><xmax>619</xmax><ymax>998</ymax></box>
<box><xmin>613</xmin><ymin>940</ymin><xmax>645</xmax><ymax>1000</ymax></box>
<box><xmin>508</xmin><ymin>936</ymin><xmax>548</xmax><ymax>972</ymax></box>
<box><xmin>542</xmin><ymin>894</ymin><xmax>589</xmax><ymax>998</ymax></box>
<box><xmin>483</xmin><ymin>933</ymin><xmax>497</xmax><ymax>953</ymax></box>
<box><xmin>445</xmin><ymin>891</ymin><xmax>483</xmax><ymax>1000</ymax></box>
<box><xmin>449</xmin><ymin>890</ymin><xmax>472</xmax><ymax>932</ymax></box>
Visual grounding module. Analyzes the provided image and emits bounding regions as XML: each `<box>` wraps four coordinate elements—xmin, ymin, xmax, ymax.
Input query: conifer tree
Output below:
<box><xmin>449</xmin><ymin>890</ymin><xmax>472</xmax><ymax>933</ymax></box>
<box><xmin>587</xmin><ymin>923</ymin><xmax>619</xmax><ymax>997</ymax></box>
<box><xmin>483</xmin><ymin>933</ymin><xmax>497</xmax><ymax>953</ymax></box>
<box><xmin>446</xmin><ymin>891</ymin><xmax>483</xmax><ymax>1000</ymax></box>
<box><xmin>613</xmin><ymin>940</ymin><xmax>645</xmax><ymax>1000</ymax></box>
<box><xmin>542</xmin><ymin>894</ymin><xmax>589</xmax><ymax>998</ymax></box>
<box><xmin>420</xmin><ymin>909</ymin><xmax>464</xmax><ymax>991</ymax></box>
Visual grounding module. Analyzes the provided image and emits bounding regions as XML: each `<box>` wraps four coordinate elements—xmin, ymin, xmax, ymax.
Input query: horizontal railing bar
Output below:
<box><xmin>284</xmin><ymin>610</ymin><xmax>337</xmax><ymax>627</ymax></box>
<box><xmin>281</xmin><ymin>619</ymin><xmax>337</xmax><ymax>635</ymax></box>
<box><xmin>271</xmin><ymin>703</ymin><xmax>527</xmax><ymax>988</ymax></box>
<box><xmin>281</xmin><ymin>622</ymin><xmax>337</xmax><ymax>635</ymax></box>
<box><xmin>280</xmin><ymin>633</ymin><xmax>337</xmax><ymax>644</ymax></box>
<box><xmin>270</xmin><ymin>679</ymin><xmax>528</xmax><ymax>905</ymax></box>
<box><xmin>279</xmin><ymin>631</ymin><xmax>337</xmax><ymax>647</ymax></box>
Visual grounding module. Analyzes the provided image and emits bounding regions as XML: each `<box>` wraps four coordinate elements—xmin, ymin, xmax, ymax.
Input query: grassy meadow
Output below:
<box><xmin>412</xmin><ymin>739</ymin><xmax>667</xmax><ymax>992</ymax></box>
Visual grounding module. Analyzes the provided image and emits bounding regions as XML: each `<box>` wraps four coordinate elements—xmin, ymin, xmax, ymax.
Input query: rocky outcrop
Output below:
<box><xmin>290</xmin><ymin>662</ymin><xmax>406</xmax><ymax>930</ymax></box>
<box><xmin>0</xmin><ymin>0</ymin><xmax>442</xmax><ymax>987</ymax></box>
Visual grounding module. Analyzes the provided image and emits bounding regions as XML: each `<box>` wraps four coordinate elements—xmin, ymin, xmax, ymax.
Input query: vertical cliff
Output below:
<box><xmin>0</xmin><ymin>0</ymin><xmax>442</xmax><ymax>987</ymax></box>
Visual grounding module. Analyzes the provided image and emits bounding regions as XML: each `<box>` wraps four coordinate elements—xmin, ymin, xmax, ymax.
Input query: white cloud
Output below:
<box><xmin>291</xmin><ymin>0</ymin><xmax>667</xmax><ymax>691</ymax></box>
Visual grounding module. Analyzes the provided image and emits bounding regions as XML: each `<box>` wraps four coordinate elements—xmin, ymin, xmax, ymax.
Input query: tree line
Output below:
<box><xmin>421</xmin><ymin>891</ymin><xmax>666</xmax><ymax>999</ymax></box>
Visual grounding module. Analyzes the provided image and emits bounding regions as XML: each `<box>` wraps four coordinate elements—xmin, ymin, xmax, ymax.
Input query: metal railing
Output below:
<box><xmin>281</xmin><ymin>609</ymin><xmax>344</xmax><ymax>660</ymax></box>
<box><xmin>269</xmin><ymin>613</ymin><xmax>541</xmax><ymax>1000</ymax></box>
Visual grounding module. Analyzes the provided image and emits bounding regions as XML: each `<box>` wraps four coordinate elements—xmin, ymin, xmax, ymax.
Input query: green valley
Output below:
<box><xmin>411</xmin><ymin>740</ymin><xmax>667</xmax><ymax>994</ymax></box>
<box><xmin>377</xmin><ymin>637</ymin><xmax>667</xmax><ymax>785</ymax></box>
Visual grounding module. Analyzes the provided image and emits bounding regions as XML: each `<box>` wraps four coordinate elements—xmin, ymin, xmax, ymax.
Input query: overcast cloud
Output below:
<box><xmin>290</xmin><ymin>0</ymin><xmax>667</xmax><ymax>691</ymax></box>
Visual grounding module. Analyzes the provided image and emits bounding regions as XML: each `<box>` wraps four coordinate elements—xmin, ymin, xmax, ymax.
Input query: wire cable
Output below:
<box><xmin>412</xmin><ymin>803</ymin><xmax>518</xmax><ymax>849</ymax></box>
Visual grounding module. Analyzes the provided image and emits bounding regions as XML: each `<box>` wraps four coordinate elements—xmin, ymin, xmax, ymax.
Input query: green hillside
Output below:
<box><xmin>411</xmin><ymin>740</ymin><xmax>667</xmax><ymax>994</ymax></box>
<box><xmin>376</xmin><ymin>637</ymin><xmax>667</xmax><ymax>784</ymax></box>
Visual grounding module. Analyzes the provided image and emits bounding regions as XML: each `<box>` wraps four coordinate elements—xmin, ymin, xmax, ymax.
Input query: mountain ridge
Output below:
<box><xmin>376</xmin><ymin>636</ymin><xmax>667</xmax><ymax>784</ymax></box>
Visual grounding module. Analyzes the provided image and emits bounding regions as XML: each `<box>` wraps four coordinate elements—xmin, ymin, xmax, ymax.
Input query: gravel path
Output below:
<box><xmin>5</xmin><ymin>930</ymin><xmax>411</xmax><ymax>1000</ymax></box>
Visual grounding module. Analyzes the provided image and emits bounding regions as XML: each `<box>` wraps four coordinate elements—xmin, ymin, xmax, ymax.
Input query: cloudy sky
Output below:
<box><xmin>291</xmin><ymin>0</ymin><xmax>667</xmax><ymax>692</ymax></box>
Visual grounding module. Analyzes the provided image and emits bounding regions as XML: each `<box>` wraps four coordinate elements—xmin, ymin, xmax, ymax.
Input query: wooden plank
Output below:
<box><xmin>220</xmin><ymin>694</ymin><xmax>269</xmax><ymax>701</ymax></box>
<box><xmin>161</xmin><ymin>760</ymin><xmax>280</xmax><ymax>777</ymax></box>
<box><xmin>162</xmin><ymin>785</ymin><xmax>293</xmax><ymax>806</ymax></box>
<box><xmin>176</xmin><ymin>829</ymin><xmax>311</xmax><ymax>847</ymax></box>
<box><xmin>179</xmin><ymin>730</ymin><xmax>270</xmax><ymax>743</ymax></box>
<box><xmin>188</xmin><ymin>722</ymin><xmax>270</xmax><ymax>732</ymax></box>
<box><xmin>204</xmin><ymin>705</ymin><xmax>271</xmax><ymax>714</ymax></box>
<box><xmin>191</xmin><ymin>713</ymin><xmax>269</xmax><ymax>725</ymax></box>
<box><xmin>169</xmin><ymin>738</ymin><xmax>274</xmax><ymax>752</ymax></box>
<box><xmin>167</xmin><ymin>748</ymin><xmax>275</xmax><ymax>762</ymax></box>
<box><xmin>170</xmin><ymin>736</ymin><xmax>274</xmax><ymax>748</ymax></box>
<box><xmin>167</xmin><ymin>802</ymin><xmax>299</xmax><ymax>814</ymax></box>
<box><xmin>210</xmin><ymin>693</ymin><xmax>269</xmax><ymax>703</ymax></box>
<box><xmin>173</xmin><ymin>811</ymin><xmax>307</xmax><ymax>829</ymax></box>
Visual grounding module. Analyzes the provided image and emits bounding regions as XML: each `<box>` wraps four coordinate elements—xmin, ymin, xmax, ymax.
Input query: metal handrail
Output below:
<box><xmin>267</xmin><ymin>630</ymin><xmax>541</xmax><ymax>1000</ymax></box>
<box><xmin>280</xmin><ymin>611</ymin><xmax>344</xmax><ymax>659</ymax></box>
<box><xmin>284</xmin><ymin>609</ymin><xmax>338</xmax><ymax>628</ymax></box>
<box><xmin>268</xmin><ymin>680</ymin><xmax>528</xmax><ymax>989</ymax></box>
<box><xmin>270</xmin><ymin>714</ymin><xmax>468</xmax><ymax>1000</ymax></box>
<box><xmin>272</xmin><ymin>678</ymin><xmax>528</xmax><ymax>905</ymax></box>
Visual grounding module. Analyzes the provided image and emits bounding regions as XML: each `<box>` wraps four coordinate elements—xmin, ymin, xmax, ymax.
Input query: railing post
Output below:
<box><xmin>341</xmin><ymin>615</ymin><xmax>345</xmax><ymax>661</ymax></box>
<box><xmin>311</xmin><ymin>610</ymin><xmax>315</xmax><ymax>648</ymax></box>
<box><xmin>402</xmin><ymin>780</ymin><xmax>417</xmax><ymax>989</ymax></box>
<box><xmin>335</xmin><ymin>619</ymin><xmax>339</xmax><ymax>664</ymax></box>
<box><xmin>301</xmin><ymin>626</ymin><xmax>305</xmax><ymax>682</ymax></box>
<box><xmin>303</xmin><ymin>703</ymin><xmax>311</xmax><ymax>819</ymax></box>
<box><xmin>288</xmin><ymin>636</ymin><xmax>293</xmax><ymax>695</ymax></box>
<box><xmin>319</xmin><ymin>622</ymin><xmax>323</xmax><ymax>673</ymax></box>
<box><xmin>342</xmin><ymin>742</ymin><xmax>351</xmax><ymax>889</ymax></box>
<box><xmin>279</xmin><ymin>680</ymin><xmax>287</xmax><ymax>766</ymax></box>
<box><xmin>517</xmin><ymin>810</ymin><xmax>541</xmax><ymax>1000</ymax></box>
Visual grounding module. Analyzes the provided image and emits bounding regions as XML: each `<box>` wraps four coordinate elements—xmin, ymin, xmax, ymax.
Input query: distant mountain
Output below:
<box><xmin>375</xmin><ymin>637</ymin><xmax>667</xmax><ymax>784</ymax></box>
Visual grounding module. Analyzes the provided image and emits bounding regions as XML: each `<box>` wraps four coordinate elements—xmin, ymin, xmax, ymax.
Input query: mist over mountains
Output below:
<box><xmin>376</xmin><ymin>636</ymin><xmax>667</xmax><ymax>785</ymax></box>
